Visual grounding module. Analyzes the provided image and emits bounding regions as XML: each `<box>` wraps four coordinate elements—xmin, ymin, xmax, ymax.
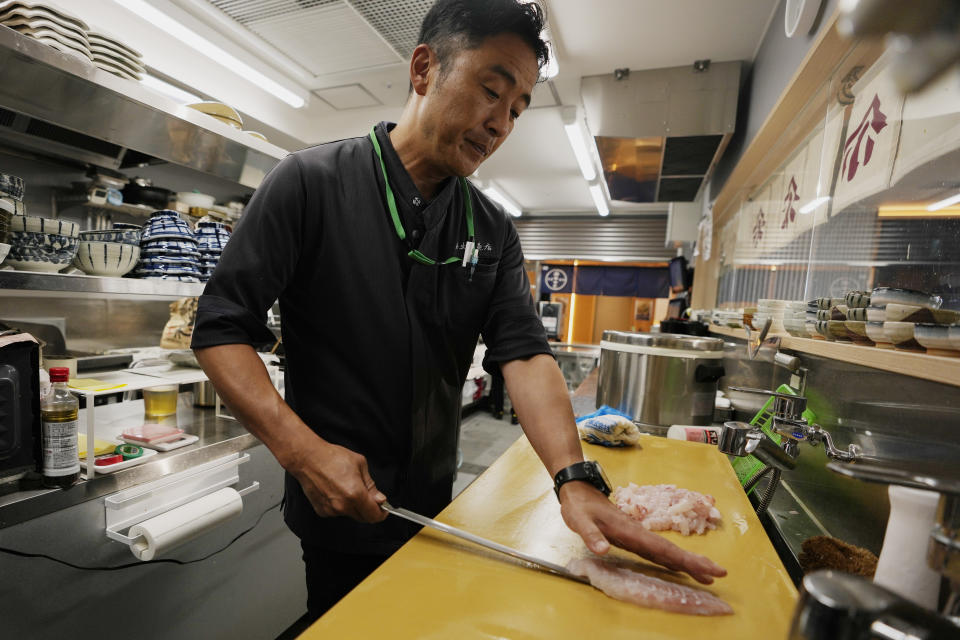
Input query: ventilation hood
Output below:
<box><xmin>0</xmin><ymin>26</ymin><xmax>285</xmax><ymax>188</ymax></box>
<box><xmin>580</xmin><ymin>61</ymin><xmax>740</xmax><ymax>203</ymax></box>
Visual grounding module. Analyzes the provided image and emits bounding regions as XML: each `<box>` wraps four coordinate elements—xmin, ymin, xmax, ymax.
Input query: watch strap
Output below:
<box><xmin>553</xmin><ymin>461</ymin><xmax>611</xmax><ymax>498</ymax></box>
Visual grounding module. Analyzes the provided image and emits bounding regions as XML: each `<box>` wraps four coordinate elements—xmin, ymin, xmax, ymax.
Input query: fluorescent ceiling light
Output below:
<box><xmin>589</xmin><ymin>183</ymin><xmax>609</xmax><ymax>216</ymax></box>
<box><xmin>927</xmin><ymin>192</ymin><xmax>960</xmax><ymax>212</ymax></box>
<box><xmin>564</xmin><ymin>121</ymin><xmax>597</xmax><ymax>181</ymax></box>
<box><xmin>798</xmin><ymin>196</ymin><xmax>830</xmax><ymax>214</ymax></box>
<box><xmin>113</xmin><ymin>0</ymin><xmax>306</xmax><ymax>109</ymax></box>
<box><xmin>140</xmin><ymin>73</ymin><xmax>202</xmax><ymax>104</ymax></box>
<box><xmin>482</xmin><ymin>185</ymin><xmax>522</xmax><ymax>217</ymax></box>
<box><xmin>541</xmin><ymin>28</ymin><xmax>559</xmax><ymax>79</ymax></box>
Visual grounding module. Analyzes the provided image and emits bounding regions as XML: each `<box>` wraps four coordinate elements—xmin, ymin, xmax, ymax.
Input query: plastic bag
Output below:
<box><xmin>576</xmin><ymin>405</ymin><xmax>641</xmax><ymax>447</ymax></box>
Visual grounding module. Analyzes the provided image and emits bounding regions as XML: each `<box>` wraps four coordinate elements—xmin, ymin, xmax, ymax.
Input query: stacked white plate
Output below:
<box><xmin>712</xmin><ymin>309</ymin><xmax>744</xmax><ymax>328</ymax></box>
<box><xmin>754</xmin><ymin>299</ymin><xmax>803</xmax><ymax>334</ymax></box>
<box><xmin>0</xmin><ymin>2</ymin><xmax>92</xmax><ymax>62</ymax></box>
<box><xmin>782</xmin><ymin>300</ymin><xmax>811</xmax><ymax>337</ymax></box>
<box><xmin>88</xmin><ymin>30</ymin><xmax>144</xmax><ymax>80</ymax></box>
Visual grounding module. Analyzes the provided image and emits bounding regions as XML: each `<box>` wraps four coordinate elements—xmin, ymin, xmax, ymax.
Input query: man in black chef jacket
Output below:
<box><xmin>192</xmin><ymin>0</ymin><xmax>725</xmax><ymax>625</ymax></box>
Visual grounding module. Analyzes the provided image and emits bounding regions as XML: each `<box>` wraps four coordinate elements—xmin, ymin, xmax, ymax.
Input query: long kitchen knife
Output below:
<box><xmin>381</xmin><ymin>501</ymin><xmax>588</xmax><ymax>584</ymax></box>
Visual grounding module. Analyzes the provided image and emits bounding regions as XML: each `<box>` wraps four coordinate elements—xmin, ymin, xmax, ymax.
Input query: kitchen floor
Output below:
<box><xmin>453</xmin><ymin>410</ymin><xmax>523</xmax><ymax>497</ymax></box>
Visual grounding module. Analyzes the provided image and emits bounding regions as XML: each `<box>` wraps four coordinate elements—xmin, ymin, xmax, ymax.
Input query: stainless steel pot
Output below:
<box><xmin>596</xmin><ymin>331</ymin><xmax>725</xmax><ymax>431</ymax></box>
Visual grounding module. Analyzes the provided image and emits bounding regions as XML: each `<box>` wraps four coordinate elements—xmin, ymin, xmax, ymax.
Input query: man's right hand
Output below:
<box><xmin>289</xmin><ymin>440</ymin><xmax>388</xmax><ymax>523</ymax></box>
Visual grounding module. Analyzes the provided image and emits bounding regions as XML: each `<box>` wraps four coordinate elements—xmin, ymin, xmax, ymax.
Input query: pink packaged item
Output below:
<box><xmin>121</xmin><ymin>423</ymin><xmax>184</xmax><ymax>444</ymax></box>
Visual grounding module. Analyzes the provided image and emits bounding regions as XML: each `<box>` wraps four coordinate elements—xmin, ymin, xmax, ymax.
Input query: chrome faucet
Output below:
<box><xmin>721</xmin><ymin>387</ymin><xmax>862</xmax><ymax>463</ymax></box>
<box><xmin>718</xmin><ymin>420</ymin><xmax>799</xmax><ymax>472</ymax></box>
<box><xmin>718</xmin><ymin>387</ymin><xmax>861</xmax><ymax>516</ymax></box>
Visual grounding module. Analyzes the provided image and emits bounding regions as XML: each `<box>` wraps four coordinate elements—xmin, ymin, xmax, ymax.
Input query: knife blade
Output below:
<box><xmin>381</xmin><ymin>501</ymin><xmax>588</xmax><ymax>584</ymax></box>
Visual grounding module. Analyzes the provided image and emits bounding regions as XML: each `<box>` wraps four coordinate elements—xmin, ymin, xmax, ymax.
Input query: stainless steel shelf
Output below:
<box><xmin>0</xmin><ymin>270</ymin><xmax>204</xmax><ymax>300</ymax></box>
<box><xmin>55</xmin><ymin>192</ymin><xmax>159</xmax><ymax>218</ymax></box>
<box><xmin>0</xmin><ymin>26</ymin><xmax>287</xmax><ymax>188</ymax></box>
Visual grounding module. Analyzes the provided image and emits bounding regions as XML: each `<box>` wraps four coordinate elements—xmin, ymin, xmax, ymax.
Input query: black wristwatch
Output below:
<box><xmin>553</xmin><ymin>461</ymin><xmax>611</xmax><ymax>499</ymax></box>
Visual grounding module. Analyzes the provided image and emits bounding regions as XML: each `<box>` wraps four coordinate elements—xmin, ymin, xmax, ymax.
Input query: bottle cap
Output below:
<box><xmin>49</xmin><ymin>366</ymin><xmax>70</xmax><ymax>382</ymax></box>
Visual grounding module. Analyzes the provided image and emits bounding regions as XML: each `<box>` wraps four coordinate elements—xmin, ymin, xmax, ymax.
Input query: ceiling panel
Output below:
<box><xmin>549</xmin><ymin>0</ymin><xmax>778</xmax><ymax>77</ymax></box>
<box><xmin>313</xmin><ymin>83</ymin><xmax>382</xmax><ymax>109</ymax></box>
<box><xmin>230</xmin><ymin>2</ymin><xmax>402</xmax><ymax>76</ymax></box>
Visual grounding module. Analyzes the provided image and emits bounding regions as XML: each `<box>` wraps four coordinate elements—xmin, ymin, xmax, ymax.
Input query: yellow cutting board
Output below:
<box><xmin>303</xmin><ymin>435</ymin><xmax>798</xmax><ymax>639</ymax></box>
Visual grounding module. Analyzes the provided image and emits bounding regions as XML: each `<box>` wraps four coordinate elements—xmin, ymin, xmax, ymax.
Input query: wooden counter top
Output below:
<box><xmin>303</xmin><ymin>435</ymin><xmax>797</xmax><ymax>639</ymax></box>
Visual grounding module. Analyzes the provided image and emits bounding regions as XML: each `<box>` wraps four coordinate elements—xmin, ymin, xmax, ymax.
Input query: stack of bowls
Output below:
<box><xmin>195</xmin><ymin>221</ymin><xmax>230</xmax><ymax>281</ymax></box>
<box><xmin>711</xmin><ymin>309</ymin><xmax>744</xmax><ymax>328</ymax></box>
<box><xmin>134</xmin><ymin>210</ymin><xmax>201</xmax><ymax>282</ymax></box>
<box><xmin>754</xmin><ymin>299</ymin><xmax>801</xmax><ymax>334</ymax></box>
<box><xmin>782</xmin><ymin>300</ymin><xmax>810</xmax><ymax>337</ymax></box>
<box><xmin>6</xmin><ymin>215</ymin><xmax>79</xmax><ymax>272</ymax></box>
<box><xmin>871</xmin><ymin>287</ymin><xmax>958</xmax><ymax>352</ymax></box>
<box><xmin>842</xmin><ymin>290</ymin><xmax>874</xmax><ymax>344</ymax></box>
<box><xmin>73</xmin><ymin>226</ymin><xmax>141</xmax><ymax>277</ymax></box>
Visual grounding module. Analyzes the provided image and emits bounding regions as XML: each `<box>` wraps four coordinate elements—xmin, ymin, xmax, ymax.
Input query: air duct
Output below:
<box><xmin>580</xmin><ymin>61</ymin><xmax>740</xmax><ymax>203</ymax></box>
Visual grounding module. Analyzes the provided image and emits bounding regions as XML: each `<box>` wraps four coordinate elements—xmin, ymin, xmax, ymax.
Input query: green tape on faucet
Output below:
<box><xmin>730</xmin><ymin>384</ymin><xmax>816</xmax><ymax>494</ymax></box>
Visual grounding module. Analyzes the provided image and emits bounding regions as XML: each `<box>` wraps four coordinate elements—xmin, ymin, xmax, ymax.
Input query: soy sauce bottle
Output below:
<box><xmin>41</xmin><ymin>367</ymin><xmax>80</xmax><ymax>488</ymax></box>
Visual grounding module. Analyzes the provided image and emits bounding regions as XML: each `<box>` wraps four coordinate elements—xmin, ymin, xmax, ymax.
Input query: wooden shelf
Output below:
<box><xmin>709</xmin><ymin>325</ymin><xmax>960</xmax><ymax>388</ymax></box>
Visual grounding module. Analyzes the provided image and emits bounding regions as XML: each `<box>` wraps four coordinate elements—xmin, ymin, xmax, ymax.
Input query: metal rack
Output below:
<box><xmin>70</xmin><ymin>364</ymin><xmax>211</xmax><ymax>479</ymax></box>
<box><xmin>0</xmin><ymin>270</ymin><xmax>204</xmax><ymax>300</ymax></box>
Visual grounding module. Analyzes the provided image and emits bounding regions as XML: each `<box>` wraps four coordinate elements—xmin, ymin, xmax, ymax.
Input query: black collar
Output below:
<box><xmin>374</xmin><ymin>121</ymin><xmax>456</xmax><ymax>231</ymax></box>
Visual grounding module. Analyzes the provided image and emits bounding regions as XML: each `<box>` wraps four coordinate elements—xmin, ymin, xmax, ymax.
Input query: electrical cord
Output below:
<box><xmin>0</xmin><ymin>500</ymin><xmax>281</xmax><ymax>571</ymax></box>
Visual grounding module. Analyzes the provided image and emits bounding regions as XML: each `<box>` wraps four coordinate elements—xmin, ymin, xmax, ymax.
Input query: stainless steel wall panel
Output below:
<box><xmin>717</xmin><ymin>335</ymin><xmax>960</xmax><ymax>553</ymax></box>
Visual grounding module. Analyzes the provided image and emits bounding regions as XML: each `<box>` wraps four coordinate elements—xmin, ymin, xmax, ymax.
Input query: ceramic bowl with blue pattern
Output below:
<box><xmin>141</xmin><ymin>210</ymin><xmax>193</xmax><ymax>240</ymax></box>
<box><xmin>134</xmin><ymin>262</ymin><xmax>201</xmax><ymax>276</ymax></box>
<box><xmin>73</xmin><ymin>241</ymin><xmax>140</xmax><ymax>277</ymax></box>
<box><xmin>141</xmin><ymin>228</ymin><xmax>195</xmax><ymax>242</ymax></box>
<box><xmin>140</xmin><ymin>237</ymin><xmax>198</xmax><ymax>252</ymax></box>
<box><xmin>9</xmin><ymin>215</ymin><xmax>79</xmax><ymax>237</ymax></box>
<box><xmin>79</xmin><ymin>228</ymin><xmax>141</xmax><ymax>246</ymax></box>
<box><xmin>6</xmin><ymin>230</ymin><xmax>79</xmax><ymax>272</ymax></box>
<box><xmin>142</xmin><ymin>274</ymin><xmax>200</xmax><ymax>283</ymax></box>
<box><xmin>140</xmin><ymin>255</ymin><xmax>200</xmax><ymax>268</ymax></box>
<box><xmin>140</xmin><ymin>249</ymin><xmax>202</xmax><ymax>262</ymax></box>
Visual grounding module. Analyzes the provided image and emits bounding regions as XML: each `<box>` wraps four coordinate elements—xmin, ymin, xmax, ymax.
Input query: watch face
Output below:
<box><xmin>588</xmin><ymin>461</ymin><xmax>612</xmax><ymax>494</ymax></box>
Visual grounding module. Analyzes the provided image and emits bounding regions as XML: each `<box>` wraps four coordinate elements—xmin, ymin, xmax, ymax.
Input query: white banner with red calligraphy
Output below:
<box><xmin>891</xmin><ymin>67</ymin><xmax>960</xmax><ymax>186</ymax></box>
<box><xmin>832</xmin><ymin>59</ymin><xmax>905</xmax><ymax>214</ymax></box>
<box><xmin>735</xmin><ymin>175</ymin><xmax>779</xmax><ymax>261</ymax></box>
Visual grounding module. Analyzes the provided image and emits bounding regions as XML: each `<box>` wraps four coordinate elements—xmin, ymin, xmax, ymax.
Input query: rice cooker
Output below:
<box><xmin>596</xmin><ymin>331</ymin><xmax>725</xmax><ymax>431</ymax></box>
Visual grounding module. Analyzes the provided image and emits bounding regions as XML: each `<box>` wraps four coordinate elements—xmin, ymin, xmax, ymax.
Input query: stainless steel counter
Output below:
<box><xmin>0</xmin><ymin>406</ymin><xmax>257</xmax><ymax>529</ymax></box>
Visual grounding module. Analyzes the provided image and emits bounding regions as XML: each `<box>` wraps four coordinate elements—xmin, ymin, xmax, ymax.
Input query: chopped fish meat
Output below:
<box><xmin>613</xmin><ymin>483</ymin><xmax>722</xmax><ymax>535</ymax></box>
<box><xmin>567</xmin><ymin>557</ymin><xmax>733</xmax><ymax>616</ymax></box>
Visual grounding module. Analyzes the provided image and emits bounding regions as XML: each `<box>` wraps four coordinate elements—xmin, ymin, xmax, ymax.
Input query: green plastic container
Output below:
<box><xmin>730</xmin><ymin>384</ymin><xmax>816</xmax><ymax>494</ymax></box>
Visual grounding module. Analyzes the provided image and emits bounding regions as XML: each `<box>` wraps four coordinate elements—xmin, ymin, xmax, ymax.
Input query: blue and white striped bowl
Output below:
<box><xmin>9</xmin><ymin>215</ymin><xmax>79</xmax><ymax>237</ymax></box>
<box><xmin>73</xmin><ymin>241</ymin><xmax>140</xmax><ymax>277</ymax></box>
<box><xmin>79</xmin><ymin>228</ymin><xmax>141</xmax><ymax>246</ymax></box>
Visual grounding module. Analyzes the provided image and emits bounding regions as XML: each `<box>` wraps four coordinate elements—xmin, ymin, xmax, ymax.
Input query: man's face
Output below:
<box><xmin>418</xmin><ymin>32</ymin><xmax>539</xmax><ymax>177</ymax></box>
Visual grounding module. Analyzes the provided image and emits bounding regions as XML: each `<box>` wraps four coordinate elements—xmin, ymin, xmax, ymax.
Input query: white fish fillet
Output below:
<box><xmin>567</xmin><ymin>558</ymin><xmax>733</xmax><ymax>616</ymax></box>
<box><xmin>614</xmin><ymin>483</ymin><xmax>722</xmax><ymax>535</ymax></box>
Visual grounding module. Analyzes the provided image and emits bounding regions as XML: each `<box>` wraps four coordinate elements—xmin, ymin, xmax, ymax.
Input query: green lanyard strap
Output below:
<box><xmin>369</xmin><ymin>126</ymin><xmax>474</xmax><ymax>267</ymax></box>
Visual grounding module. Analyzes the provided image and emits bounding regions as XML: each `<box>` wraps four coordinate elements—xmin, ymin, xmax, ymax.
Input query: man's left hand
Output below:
<box><xmin>558</xmin><ymin>481</ymin><xmax>728</xmax><ymax>585</ymax></box>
